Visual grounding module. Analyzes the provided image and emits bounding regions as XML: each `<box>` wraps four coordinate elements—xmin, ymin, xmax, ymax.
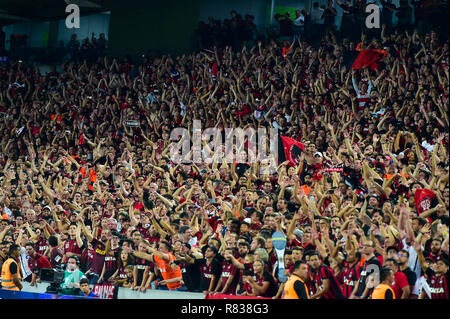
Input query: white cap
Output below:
<box><xmin>243</xmin><ymin>218</ymin><xmax>252</xmax><ymax>225</ymax></box>
<box><xmin>293</xmin><ymin>229</ymin><xmax>304</xmax><ymax>238</ymax></box>
<box><xmin>314</xmin><ymin>152</ymin><xmax>323</xmax><ymax>157</ymax></box>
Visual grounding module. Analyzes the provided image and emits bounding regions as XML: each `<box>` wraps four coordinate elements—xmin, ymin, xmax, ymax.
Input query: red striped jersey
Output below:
<box><xmin>340</xmin><ymin>262</ymin><xmax>362</xmax><ymax>298</ymax></box>
<box><xmin>219</xmin><ymin>260</ymin><xmax>239</xmax><ymax>294</ymax></box>
<box><xmin>35</xmin><ymin>237</ymin><xmax>49</xmax><ymax>256</ymax></box>
<box><xmin>80</xmin><ymin>247</ymin><xmax>94</xmax><ymax>273</ymax></box>
<box><xmin>310</xmin><ymin>264</ymin><xmax>346</xmax><ymax>299</ymax></box>
<box><xmin>242</xmin><ymin>276</ymin><xmax>256</xmax><ymax>295</ymax></box>
<box><xmin>426</xmin><ymin>268</ymin><xmax>448</xmax><ymax>300</ymax></box>
<box><xmin>145</xmin><ymin>234</ymin><xmax>160</xmax><ymax>245</ymax></box>
<box><xmin>137</xmin><ymin>226</ymin><xmax>151</xmax><ymax>239</ymax></box>
<box><xmin>64</xmin><ymin>238</ymin><xmax>83</xmax><ymax>256</ymax></box>
<box><xmin>104</xmin><ymin>248</ymin><xmax>119</xmax><ymax>279</ymax></box>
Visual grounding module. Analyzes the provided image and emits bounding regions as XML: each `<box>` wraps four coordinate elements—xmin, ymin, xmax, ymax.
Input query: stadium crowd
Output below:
<box><xmin>0</xmin><ymin>5</ymin><xmax>449</xmax><ymax>299</ymax></box>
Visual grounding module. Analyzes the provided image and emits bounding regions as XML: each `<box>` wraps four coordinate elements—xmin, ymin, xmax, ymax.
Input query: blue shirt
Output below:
<box><xmin>80</xmin><ymin>291</ymin><xmax>99</xmax><ymax>298</ymax></box>
<box><xmin>88</xmin><ymin>292</ymin><xmax>99</xmax><ymax>298</ymax></box>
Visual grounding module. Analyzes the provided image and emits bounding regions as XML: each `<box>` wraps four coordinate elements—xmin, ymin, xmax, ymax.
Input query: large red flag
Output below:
<box><xmin>279</xmin><ymin>135</ymin><xmax>305</xmax><ymax>167</ymax></box>
<box><xmin>351</xmin><ymin>49</ymin><xmax>386</xmax><ymax>71</ymax></box>
<box><xmin>415</xmin><ymin>188</ymin><xmax>438</xmax><ymax>223</ymax></box>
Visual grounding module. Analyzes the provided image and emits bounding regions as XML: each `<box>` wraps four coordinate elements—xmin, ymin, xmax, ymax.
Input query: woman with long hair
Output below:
<box><xmin>109</xmin><ymin>248</ymin><xmax>135</xmax><ymax>287</ymax></box>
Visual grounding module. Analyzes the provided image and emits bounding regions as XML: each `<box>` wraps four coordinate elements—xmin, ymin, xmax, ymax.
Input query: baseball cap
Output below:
<box><xmin>369</xmin><ymin>193</ymin><xmax>379</xmax><ymax>200</ymax></box>
<box><xmin>437</xmin><ymin>257</ymin><xmax>449</xmax><ymax>266</ymax></box>
<box><xmin>244</xmin><ymin>207</ymin><xmax>255</xmax><ymax>214</ymax></box>
<box><xmin>111</xmin><ymin>230</ymin><xmax>121</xmax><ymax>238</ymax></box>
<box><xmin>243</xmin><ymin>218</ymin><xmax>251</xmax><ymax>225</ymax></box>
<box><xmin>293</xmin><ymin>229</ymin><xmax>304</xmax><ymax>238</ymax></box>
<box><xmin>314</xmin><ymin>152</ymin><xmax>323</xmax><ymax>157</ymax></box>
<box><xmin>43</xmin><ymin>206</ymin><xmax>52</xmax><ymax>211</ymax></box>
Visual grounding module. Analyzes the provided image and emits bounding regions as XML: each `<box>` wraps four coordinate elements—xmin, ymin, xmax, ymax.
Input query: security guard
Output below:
<box><xmin>1</xmin><ymin>244</ymin><xmax>23</xmax><ymax>291</ymax></box>
<box><xmin>282</xmin><ymin>260</ymin><xmax>310</xmax><ymax>299</ymax></box>
<box><xmin>371</xmin><ymin>267</ymin><xmax>396</xmax><ymax>299</ymax></box>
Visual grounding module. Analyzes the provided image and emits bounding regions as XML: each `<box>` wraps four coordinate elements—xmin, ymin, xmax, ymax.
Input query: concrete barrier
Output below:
<box><xmin>20</xmin><ymin>281</ymin><xmax>205</xmax><ymax>299</ymax></box>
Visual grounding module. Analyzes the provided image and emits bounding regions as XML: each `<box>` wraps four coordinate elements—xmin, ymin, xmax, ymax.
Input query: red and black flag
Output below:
<box><xmin>278</xmin><ymin>135</ymin><xmax>305</xmax><ymax>167</ymax></box>
<box><xmin>351</xmin><ymin>49</ymin><xmax>387</xmax><ymax>71</ymax></box>
<box><xmin>78</xmin><ymin>132</ymin><xmax>86</xmax><ymax>146</ymax></box>
<box><xmin>415</xmin><ymin>188</ymin><xmax>439</xmax><ymax>223</ymax></box>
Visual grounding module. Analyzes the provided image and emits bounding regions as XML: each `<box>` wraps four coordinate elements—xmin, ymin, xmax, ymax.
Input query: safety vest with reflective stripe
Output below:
<box><xmin>282</xmin><ymin>274</ymin><xmax>310</xmax><ymax>299</ymax></box>
<box><xmin>371</xmin><ymin>283</ymin><xmax>396</xmax><ymax>299</ymax></box>
<box><xmin>1</xmin><ymin>258</ymin><xmax>21</xmax><ymax>290</ymax></box>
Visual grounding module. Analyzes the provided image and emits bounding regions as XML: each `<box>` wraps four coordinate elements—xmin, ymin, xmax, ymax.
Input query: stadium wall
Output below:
<box><xmin>108</xmin><ymin>0</ymin><xmax>200</xmax><ymax>57</ymax></box>
<box><xmin>1</xmin><ymin>0</ymin><xmax>412</xmax><ymax>58</ymax></box>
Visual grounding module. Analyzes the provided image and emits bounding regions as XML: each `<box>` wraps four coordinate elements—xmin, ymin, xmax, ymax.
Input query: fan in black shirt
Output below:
<box><xmin>350</xmin><ymin>239</ymin><xmax>381</xmax><ymax>299</ymax></box>
<box><xmin>174</xmin><ymin>243</ymin><xmax>204</xmax><ymax>292</ymax></box>
<box><xmin>199</xmin><ymin>245</ymin><xmax>222</xmax><ymax>293</ymax></box>
<box><xmin>335</xmin><ymin>0</ymin><xmax>355</xmax><ymax>36</ymax></box>
<box><xmin>398</xmin><ymin>249</ymin><xmax>418</xmax><ymax>292</ymax></box>
<box><xmin>381</xmin><ymin>0</ymin><xmax>397</xmax><ymax>28</ymax></box>
<box><xmin>321</xmin><ymin>0</ymin><xmax>337</xmax><ymax>31</ymax></box>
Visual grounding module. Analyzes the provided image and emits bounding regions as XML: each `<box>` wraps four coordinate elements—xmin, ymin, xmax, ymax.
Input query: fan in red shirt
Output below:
<box><xmin>25</xmin><ymin>242</ymin><xmax>52</xmax><ymax>287</ymax></box>
<box><xmin>384</xmin><ymin>258</ymin><xmax>411</xmax><ymax>299</ymax></box>
<box><xmin>62</xmin><ymin>223</ymin><xmax>84</xmax><ymax>263</ymax></box>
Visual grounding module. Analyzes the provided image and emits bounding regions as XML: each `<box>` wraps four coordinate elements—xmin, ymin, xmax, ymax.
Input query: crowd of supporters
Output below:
<box><xmin>0</xmin><ymin>9</ymin><xmax>448</xmax><ymax>299</ymax></box>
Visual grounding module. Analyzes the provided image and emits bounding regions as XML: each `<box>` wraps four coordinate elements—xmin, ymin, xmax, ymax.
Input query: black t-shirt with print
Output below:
<box><xmin>176</xmin><ymin>255</ymin><xmax>204</xmax><ymax>292</ymax></box>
